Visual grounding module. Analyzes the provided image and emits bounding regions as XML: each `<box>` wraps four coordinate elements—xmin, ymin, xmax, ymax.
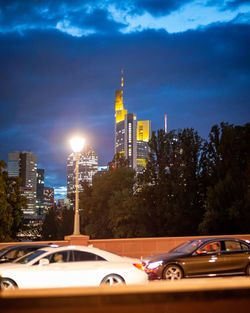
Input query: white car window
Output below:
<box><xmin>73</xmin><ymin>250</ymin><xmax>106</xmax><ymax>262</ymax></box>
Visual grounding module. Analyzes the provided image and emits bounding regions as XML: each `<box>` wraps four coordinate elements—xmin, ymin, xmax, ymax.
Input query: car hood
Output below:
<box><xmin>143</xmin><ymin>252</ymin><xmax>187</xmax><ymax>263</ymax></box>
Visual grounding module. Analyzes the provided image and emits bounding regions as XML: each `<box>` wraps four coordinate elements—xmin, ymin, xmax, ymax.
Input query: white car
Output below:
<box><xmin>0</xmin><ymin>245</ymin><xmax>148</xmax><ymax>290</ymax></box>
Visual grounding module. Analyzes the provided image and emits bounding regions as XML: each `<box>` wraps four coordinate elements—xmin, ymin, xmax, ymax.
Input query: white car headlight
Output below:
<box><xmin>147</xmin><ymin>260</ymin><xmax>163</xmax><ymax>270</ymax></box>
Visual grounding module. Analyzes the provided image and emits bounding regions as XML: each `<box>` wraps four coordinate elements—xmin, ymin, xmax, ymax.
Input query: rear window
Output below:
<box><xmin>224</xmin><ymin>241</ymin><xmax>241</xmax><ymax>251</ymax></box>
<box><xmin>73</xmin><ymin>250</ymin><xmax>106</xmax><ymax>261</ymax></box>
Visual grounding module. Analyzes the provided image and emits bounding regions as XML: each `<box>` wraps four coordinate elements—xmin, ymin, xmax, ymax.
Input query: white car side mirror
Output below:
<box><xmin>39</xmin><ymin>258</ymin><xmax>49</xmax><ymax>266</ymax></box>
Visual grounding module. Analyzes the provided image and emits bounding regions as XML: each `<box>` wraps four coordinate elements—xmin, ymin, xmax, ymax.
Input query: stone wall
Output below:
<box><xmin>1</xmin><ymin>234</ymin><xmax>249</xmax><ymax>259</ymax></box>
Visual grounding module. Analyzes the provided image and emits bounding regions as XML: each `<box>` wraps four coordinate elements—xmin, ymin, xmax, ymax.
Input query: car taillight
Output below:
<box><xmin>133</xmin><ymin>263</ymin><xmax>145</xmax><ymax>271</ymax></box>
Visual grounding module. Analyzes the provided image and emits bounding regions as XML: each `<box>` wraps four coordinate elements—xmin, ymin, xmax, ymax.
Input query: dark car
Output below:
<box><xmin>0</xmin><ymin>244</ymin><xmax>51</xmax><ymax>263</ymax></box>
<box><xmin>142</xmin><ymin>238</ymin><xmax>250</xmax><ymax>280</ymax></box>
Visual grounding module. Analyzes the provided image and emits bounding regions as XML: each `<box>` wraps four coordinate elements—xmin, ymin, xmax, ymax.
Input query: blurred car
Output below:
<box><xmin>0</xmin><ymin>245</ymin><xmax>148</xmax><ymax>290</ymax></box>
<box><xmin>142</xmin><ymin>237</ymin><xmax>250</xmax><ymax>280</ymax></box>
<box><xmin>0</xmin><ymin>244</ymin><xmax>51</xmax><ymax>263</ymax></box>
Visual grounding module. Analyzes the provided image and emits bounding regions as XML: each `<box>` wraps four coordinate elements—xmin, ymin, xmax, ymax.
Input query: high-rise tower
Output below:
<box><xmin>114</xmin><ymin>70</ymin><xmax>151</xmax><ymax>172</ymax></box>
<box><xmin>67</xmin><ymin>145</ymin><xmax>98</xmax><ymax>199</ymax></box>
<box><xmin>124</xmin><ymin>113</ymin><xmax>137</xmax><ymax>169</ymax></box>
<box><xmin>137</xmin><ymin>120</ymin><xmax>151</xmax><ymax>173</ymax></box>
<box><xmin>8</xmin><ymin>151</ymin><xmax>37</xmax><ymax>218</ymax></box>
<box><xmin>115</xmin><ymin>69</ymin><xmax>127</xmax><ymax>156</ymax></box>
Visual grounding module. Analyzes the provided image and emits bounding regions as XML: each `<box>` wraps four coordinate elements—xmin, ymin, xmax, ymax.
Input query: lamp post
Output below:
<box><xmin>70</xmin><ymin>137</ymin><xmax>85</xmax><ymax>235</ymax></box>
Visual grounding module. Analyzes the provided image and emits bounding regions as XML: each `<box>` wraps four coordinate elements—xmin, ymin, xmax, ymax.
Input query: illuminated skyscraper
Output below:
<box><xmin>114</xmin><ymin>70</ymin><xmax>152</xmax><ymax>172</ymax></box>
<box><xmin>8</xmin><ymin>151</ymin><xmax>37</xmax><ymax>218</ymax></box>
<box><xmin>67</xmin><ymin>145</ymin><xmax>98</xmax><ymax>199</ymax></box>
<box><xmin>125</xmin><ymin>113</ymin><xmax>137</xmax><ymax>169</ymax></box>
<box><xmin>43</xmin><ymin>187</ymin><xmax>54</xmax><ymax>212</ymax></box>
<box><xmin>36</xmin><ymin>169</ymin><xmax>45</xmax><ymax>217</ymax></box>
<box><xmin>137</xmin><ymin>120</ymin><xmax>151</xmax><ymax>173</ymax></box>
<box><xmin>115</xmin><ymin>69</ymin><xmax>127</xmax><ymax>156</ymax></box>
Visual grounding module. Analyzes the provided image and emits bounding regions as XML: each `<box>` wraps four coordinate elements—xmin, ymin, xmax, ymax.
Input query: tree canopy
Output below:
<box><xmin>0</xmin><ymin>160</ymin><xmax>25</xmax><ymax>241</ymax></box>
<box><xmin>77</xmin><ymin>123</ymin><xmax>249</xmax><ymax>238</ymax></box>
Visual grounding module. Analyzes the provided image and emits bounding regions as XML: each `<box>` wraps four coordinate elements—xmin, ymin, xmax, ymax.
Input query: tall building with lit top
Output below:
<box><xmin>114</xmin><ymin>70</ymin><xmax>151</xmax><ymax>172</ymax></box>
<box><xmin>67</xmin><ymin>145</ymin><xmax>98</xmax><ymax>199</ymax></box>
<box><xmin>115</xmin><ymin>69</ymin><xmax>127</xmax><ymax>156</ymax></box>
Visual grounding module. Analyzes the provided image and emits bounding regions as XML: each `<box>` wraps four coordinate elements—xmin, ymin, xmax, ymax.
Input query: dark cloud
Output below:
<box><xmin>0</xmin><ymin>3</ymin><xmax>249</xmax><ymax>193</ymax></box>
<box><xmin>215</xmin><ymin>0</ymin><xmax>250</xmax><ymax>10</ymax></box>
<box><xmin>129</xmin><ymin>0</ymin><xmax>192</xmax><ymax>15</ymax></box>
<box><xmin>0</xmin><ymin>0</ymin><xmax>123</xmax><ymax>34</ymax></box>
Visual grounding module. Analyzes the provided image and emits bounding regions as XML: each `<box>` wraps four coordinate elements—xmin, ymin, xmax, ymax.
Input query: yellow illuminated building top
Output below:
<box><xmin>115</xmin><ymin>69</ymin><xmax>127</xmax><ymax>123</ymax></box>
<box><xmin>137</xmin><ymin>120</ymin><xmax>150</xmax><ymax>142</ymax></box>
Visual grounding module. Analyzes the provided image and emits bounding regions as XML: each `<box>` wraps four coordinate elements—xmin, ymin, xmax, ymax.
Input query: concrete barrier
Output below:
<box><xmin>1</xmin><ymin>234</ymin><xmax>250</xmax><ymax>258</ymax></box>
<box><xmin>0</xmin><ymin>277</ymin><xmax>250</xmax><ymax>313</ymax></box>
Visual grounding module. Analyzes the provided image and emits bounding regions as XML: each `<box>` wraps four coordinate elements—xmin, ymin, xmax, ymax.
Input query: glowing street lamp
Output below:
<box><xmin>70</xmin><ymin>137</ymin><xmax>85</xmax><ymax>235</ymax></box>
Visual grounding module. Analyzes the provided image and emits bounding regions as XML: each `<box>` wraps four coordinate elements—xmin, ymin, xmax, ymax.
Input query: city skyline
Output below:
<box><xmin>0</xmin><ymin>0</ymin><xmax>249</xmax><ymax>199</ymax></box>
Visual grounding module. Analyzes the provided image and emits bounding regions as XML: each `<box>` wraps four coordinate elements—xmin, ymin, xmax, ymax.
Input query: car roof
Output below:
<box><xmin>0</xmin><ymin>243</ymin><xmax>50</xmax><ymax>251</ymax></box>
<box><xmin>35</xmin><ymin>245</ymin><xmax>123</xmax><ymax>261</ymax></box>
<box><xmin>191</xmin><ymin>237</ymin><xmax>250</xmax><ymax>245</ymax></box>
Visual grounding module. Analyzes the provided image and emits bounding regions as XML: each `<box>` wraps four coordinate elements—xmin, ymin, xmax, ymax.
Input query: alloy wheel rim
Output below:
<box><xmin>103</xmin><ymin>275</ymin><xmax>124</xmax><ymax>285</ymax></box>
<box><xmin>165</xmin><ymin>266</ymin><xmax>182</xmax><ymax>280</ymax></box>
<box><xmin>2</xmin><ymin>281</ymin><xmax>15</xmax><ymax>290</ymax></box>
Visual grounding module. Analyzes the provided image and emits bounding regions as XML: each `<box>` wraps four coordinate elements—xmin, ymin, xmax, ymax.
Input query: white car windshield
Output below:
<box><xmin>13</xmin><ymin>250</ymin><xmax>47</xmax><ymax>264</ymax></box>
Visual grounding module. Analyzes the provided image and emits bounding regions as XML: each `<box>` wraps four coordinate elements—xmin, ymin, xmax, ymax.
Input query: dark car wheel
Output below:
<box><xmin>246</xmin><ymin>264</ymin><xmax>250</xmax><ymax>276</ymax></box>
<box><xmin>163</xmin><ymin>265</ymin><xmax>183</xmax><ymax>280</ymax></box>
<box><xmin>100</xmin><ymin>274</ymin><xmax>125</xmax><ymax>286</ymax></box>
<box><xmin>1</xmin><ymin>278</ymin><xmax>18</xmax><ymax>290</ymax></box>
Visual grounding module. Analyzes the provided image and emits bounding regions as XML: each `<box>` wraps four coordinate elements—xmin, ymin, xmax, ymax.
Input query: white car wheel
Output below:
<box><xmin>101</xmin><ymin>274</ymin><xmax>125</xmax><ymax>286</ymax></box>
<box><xmin>1</xmin><ymin>278</ymin><xmax>17</xmax><ymax>290</ymax></box>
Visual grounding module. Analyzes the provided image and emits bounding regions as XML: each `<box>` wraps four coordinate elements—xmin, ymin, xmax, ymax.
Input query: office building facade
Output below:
<box><xmin>36</xmin><ymin>169</ymin><xmax>45</xmax><ymax>217</ymax></box>
<box><xmin>8</xmin><ymin>151</ymin><xmax>37</xmax><ymax>218</ymax></box>
<box><xmin>43</xmin><ymin>187</ymin><xmax>55</xmax><ymax>211</ymax></box>
<box><xmin>124</xmin><ymin>113</ymin><xmax>137</xmax><ymax>169</ymax></box>
<box><xmin>137</xmin><ymin>120</ymin><xmax>151</xmax><ymax>173</ymax></box>
<box><xmin>67</xmin><ymin>145</ymin><xmax>98</xmax><ymax>198</ymax></box>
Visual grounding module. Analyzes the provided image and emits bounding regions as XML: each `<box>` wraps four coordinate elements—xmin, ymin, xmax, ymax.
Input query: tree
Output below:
<box><xmin>108</xmin><ymin>153</ymin><xmax>129</xmax><ymax>169</ymax></box>
<box><xmin>57</xmin><ymin>207</ymin><xmax>74</xmax><ymax>239</ymax></box>
<box><xmin>41</xmin><ymin>208</ymin><xmax>59</xmax><ymax>240</ymax></box>
<box><xmin>138</xmin><ymin>128</ymin><xmax>204</xmax><ymax>236</ymax></box>
<box><xmin>79</xmin><ymin>166</ymin><xmax>137</xmax><ymax>238</ymax></box>
<box><xmin>199</xmin><ymin>123</ymin><xmax>250</xmax><ymax>234</ymax></box>
<box><xmin>0</xmin><ymin>160</ymin><xmax>25</xmax><ymax>241</ymax></box>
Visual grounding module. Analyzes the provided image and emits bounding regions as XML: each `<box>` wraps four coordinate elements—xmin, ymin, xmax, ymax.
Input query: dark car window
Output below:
<box><xmin>48</xmin><ymin>251</ymin><xmax>69</xmax><ymax>263</ymax></box>
<box><xmin>225</xmin><ymin>241</ymin><xmax>242</xmax><ymax>252</ymax></box>
<box><xmin>4</xmin><ymin>249</ymin><xmax>18</xmax><ymax>259</ymax></box>
<box><xmin>197</xmin><ymin>241</ymin><xmax>221</xmax><ymax>254</ymax></box>
<box><xmin>73</xmin><ymin>250</ymin><xmax>106</xmax><ymax>261</ymax></box>
<box><xmin>14</xmin><ymin>250</ymin><xmax>47</xmax><ymax>264</ymax></box>
<box><xmin>241</xmin><ymin>243</ymin><xmax>250</xmax><ymax>250</ymax></box>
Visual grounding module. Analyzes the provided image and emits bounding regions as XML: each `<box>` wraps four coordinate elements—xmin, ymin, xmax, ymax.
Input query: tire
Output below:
<box><xmin>1</xmin><ymin>278</ymin><xmax>18</xmax><ymax>290</ymax></box>
<box><xmin>163</xmin><ymin>264</ymin><xmax>183</xmax><ymax>280</ymax></box>
<box><xmin>246</xmin><ymin>264</ymin><xmax>250</xmax><ymax>276</ymax></box>
<box><xmin>100</xmin><ymin>274</ymin><xmax>125</xmax><ymax>286</ymax></box>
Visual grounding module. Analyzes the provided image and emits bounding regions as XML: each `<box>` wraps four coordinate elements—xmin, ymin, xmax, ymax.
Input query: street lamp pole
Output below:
<box><xmin>74</xmin><ymin>151</ymin><xmax>80</xmax><ymax>235</ymax></box>
<box><xmin>70</xmin><ymin>137</ymin><xmax>85</xmax><ymax>236</ymax></box>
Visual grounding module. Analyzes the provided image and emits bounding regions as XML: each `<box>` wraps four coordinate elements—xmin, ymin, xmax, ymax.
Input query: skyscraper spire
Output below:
<box><xmin>121</xmin><ymin>68</ymin><xmax>124</xmax><ymax>93</ymax></box>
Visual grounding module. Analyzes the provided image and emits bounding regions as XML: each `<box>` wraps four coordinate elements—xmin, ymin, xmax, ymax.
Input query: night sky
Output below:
<box><xmin>0</xmin><ymin>0</ymin><xmax>249</xmax><ymax>200</ymax></box>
